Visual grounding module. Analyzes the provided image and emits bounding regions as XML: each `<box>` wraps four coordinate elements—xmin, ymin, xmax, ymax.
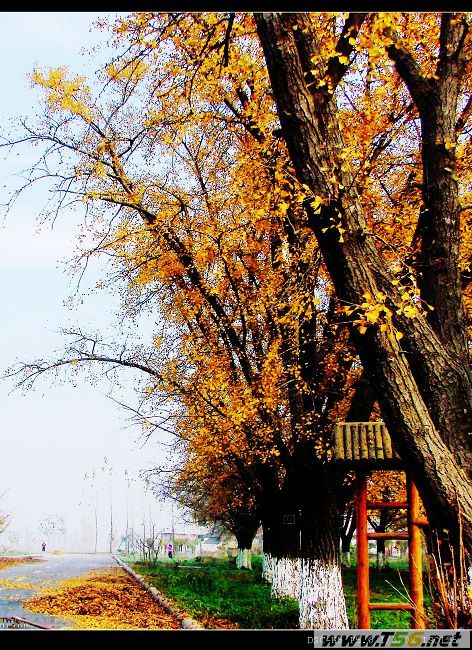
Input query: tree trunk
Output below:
<box><xmin>262</xmin><ymin>467</ymin><xmax>349</xmax><ymax>629</ymax></box>
<box><xmin>340</xmin><ymin>507</ymin><xmax>356</xmax><ymax>569</ymax></box>
<box><xmin>233</xmin><ymin>519</ymin><xmax>259</xmax><ymax>570</ymax></box>
<box><xmin>262</xmin><ymin>551</ymin><xmax>273</xmax><ymax>583</ymax></box>
<box><xmin>300</xmin><ymin>558</ymin><xmax>349</xmax><ymax>629</ymax></box>
<box><xmin>271</xmin><ymin>556</ymin><xmax>301</xmax><ymax>600</ymax></box>
<box><xmin>298</xmin><ymin>468</ymin><xmax>349</xmax><ymax>629</ymax></box>
<box><xmin>262</xmin><ymin>505</ymin><xmax>301</xmax><ymax>600</ymax></box>
<box><xmin>341</xmin><ymin>550</ymin><xmax>351</xmax><ymax>568</ymax></box>
<box><xmin>376</xmin><ymin>539</ymin><xmax>386</xmax><ymax>571</ymax></box>
<box><xmin>386</xmin><ymin>14</ymin><xmax>469</xmax><ymax>365</ymax></box>
<box><xmin>236</xmin><ymin>547</ymin><xmax>252</xmax><ymax>570</ymax></box>
<box><xmin>254</xmin><ymin>11</ymin><xmax>472</xmax><ymax>557</ymax></box>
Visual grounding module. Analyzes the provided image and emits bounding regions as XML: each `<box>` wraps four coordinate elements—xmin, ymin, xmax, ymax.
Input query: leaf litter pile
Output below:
<box><xmin>24</xmin><ymin>567</ymin><xmax>182</xmax><ymax>629</ymax></box>
<box><xmin>0</xmin><ymin>556</ymin><xmax>42</xmax><ymax>571</ymax></box>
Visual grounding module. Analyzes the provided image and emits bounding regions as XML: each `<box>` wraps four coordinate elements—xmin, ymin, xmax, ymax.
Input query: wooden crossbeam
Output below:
<box><xmin>369</xmin><ymin>603</ymin><xmax>414</xmax><ymax>611</ymax></box>
<box><xmin>367</xmin><ymin>501</ymin><xmax>408</xmax><ymax>509</ymax></box>
<box><xmin>412</xmin><ymin>517</ymin><xmax>429</xmax><ymax>527</ymax></box>
<box><xmin>367</xmin><ymin>532</ymin><xmax>409</xmax><ymax>540</ymax></box>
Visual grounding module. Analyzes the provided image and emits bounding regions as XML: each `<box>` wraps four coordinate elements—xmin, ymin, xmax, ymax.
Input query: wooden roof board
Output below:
<box><xmin>333</xmin><ymin>421</ymin><xmax>403</xmax><ymax>467</ymax></box>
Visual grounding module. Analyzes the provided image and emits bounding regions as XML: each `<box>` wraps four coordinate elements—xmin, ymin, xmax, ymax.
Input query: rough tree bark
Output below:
<box><xmin>254</xmin><ymin>11</ymin><xmax>472</xmax><ymax>558</ymax></box>
<box><xmin>261</xmin><ymin>467</ymin><xmax>349</xmax><ymax>629</ymax></box>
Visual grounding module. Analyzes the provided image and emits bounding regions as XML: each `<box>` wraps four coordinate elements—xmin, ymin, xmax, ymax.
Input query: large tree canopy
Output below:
<box><xmin>3</xmin><ymin>12</ymin><xmax>369</xmax><ymax>628</ymax></box>
<box><xmin>255</xmin><ymin>11</ymin><xmax>472</xmax><ymax>549</ymax></box>
<box><xmin>2</xmin><ymin>11</ymin><xmax>471</xmax><ymax>627</ymax></box>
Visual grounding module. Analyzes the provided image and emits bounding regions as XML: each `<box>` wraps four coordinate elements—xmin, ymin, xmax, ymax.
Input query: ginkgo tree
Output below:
<box><xmin>158</xmin><ymin>452</ymin><xmax>261</xmax><ymax>570</ymax></box>
<box><xmin>10</xmin><ymin>220</ymin><xmax>363</xmax><ymax>629</ymax></box>
<box><xmin>255</xmin><ymin>10</ymin><xmax>471</xmax><ymax>543</ymax></box>
<box><xmin>254</xmin><ymin>12</ymin><xmax>471</xmax><ymax>621</ymax></box>
<box><xmin>3</xmin><ymin>10</ymin><xmax>470</xmax><ymax>628</ymax></box>
<box><xmin>1</xmin><ymin>12</ymin><xmax>374</xmax><ymax>628</ymax></box>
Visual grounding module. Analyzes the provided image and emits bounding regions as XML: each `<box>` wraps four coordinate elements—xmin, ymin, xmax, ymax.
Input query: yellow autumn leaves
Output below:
<box><xmin>31</xmin><ymin>67</ymin><xmax>95</xmax><ymax>123</ymax></box>
<box><xmin>344</xmin><ymin>285</ymin><xmax>434</xmax><ymax>340</ymax></box>
<box><xmin>0</xmin><ymin>556</ymin><xmax>41</xmax><ymax>571</ymax></box>
<box><xmin>25</xmin><ymin>568</ymin><xmax>182</xmax><ymax>630</ymax></box>
<box><xmin>21</xmin><ymin>13</ymin><xmax>471</xmax><ymax>546</ymax></box>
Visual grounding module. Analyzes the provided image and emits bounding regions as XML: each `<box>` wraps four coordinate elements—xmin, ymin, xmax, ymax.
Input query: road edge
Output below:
<box><xmin>112</xmin><ymin>555</ymin><xmax>203</xmax><ymax>630</ymax></box>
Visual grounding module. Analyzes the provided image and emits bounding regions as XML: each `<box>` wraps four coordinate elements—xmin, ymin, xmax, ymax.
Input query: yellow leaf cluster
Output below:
<box><xmin>31</xmin><ymin>67</ymin><xmax>95</xmax><ymax>122</ymax></box>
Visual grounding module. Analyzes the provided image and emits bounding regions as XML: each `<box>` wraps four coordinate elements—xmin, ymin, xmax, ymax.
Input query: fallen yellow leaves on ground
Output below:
<box><xmin>24</xmin><ymin>567</ymin><xmax>182</xmax><ymax>629</ymax></box>
<box><xmin>0</xmin><ymin>556</ymin><xmax>41</xmax><ymax>571</ymax></box>
<box><xmin>0</xmin><ymin>577</ymin><xmax>37</xmax><ymax>590</ymax></box>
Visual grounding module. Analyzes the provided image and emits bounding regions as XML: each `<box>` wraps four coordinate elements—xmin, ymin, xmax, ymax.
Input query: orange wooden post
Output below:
<box><xmin>407</xmin><ymin>475</ymin><xmax>426</xmax><ymax>629</ymax></box>
<box><xmin>356</xmin><ymin>471</ymin><xmax>370</xmax><ymax>629</ymax></box>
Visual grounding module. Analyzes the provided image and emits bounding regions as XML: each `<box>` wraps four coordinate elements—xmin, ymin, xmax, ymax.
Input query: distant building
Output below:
<box><xmin>200</xmin><ymin>535</ymin><xmax>221</xmax><ymax>553</ymax></box>
<box><xmin>158</xmin><ymin>532</ymin><xmax>200</xmax><ymax>556</ymax></box>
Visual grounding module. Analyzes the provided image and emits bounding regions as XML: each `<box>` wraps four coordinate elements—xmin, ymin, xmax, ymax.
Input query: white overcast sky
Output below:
<box><xmin>0</xmin><ymin>12</ymin><xmax>193</xmax><ymax>552</ymax></box>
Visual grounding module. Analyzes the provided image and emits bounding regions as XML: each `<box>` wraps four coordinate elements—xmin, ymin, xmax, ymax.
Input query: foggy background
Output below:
<box><xmin>0</xmin><ymin>12</ymin><xmax>199</xmax><ymax>554</ymax></box>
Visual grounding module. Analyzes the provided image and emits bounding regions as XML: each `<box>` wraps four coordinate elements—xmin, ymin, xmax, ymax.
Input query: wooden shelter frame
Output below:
<box><xmin>334</xmin><ymin>422</ymin><xmax>429</xmax><ymax>629</ymax></box>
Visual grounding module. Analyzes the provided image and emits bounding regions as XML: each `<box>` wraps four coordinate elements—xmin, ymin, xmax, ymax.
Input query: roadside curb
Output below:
<box><xmin>112</xmin><ymin>555</ymin><xmax>203</xmax><ymax>630</ymax></box>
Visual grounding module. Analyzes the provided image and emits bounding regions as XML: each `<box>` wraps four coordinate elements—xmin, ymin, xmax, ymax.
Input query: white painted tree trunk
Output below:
<box><xmin>271</xmin><ymin>556</ymin><xmax>301</xmax><ymax>600</ymax></box>
<box><xmin>299</xmin><ymin>559</ymin><xmax>349</xmax><ymax>629</ymax></box>
<box><xmin>376</xmin><ymin>551</ymin><xmax>386</xmax><ymax>570</ymax></box>
<box><xmin>236</xmin><ymin>548</ymin><xmax>252</xmax><ymax>569</ymax></box>
<box><xmin>341</xmin><ymin>550</ymin><xmax>351</xmax><ymax>568</ymax></box>
<box><xmin>262</xmin><ymin>552</ymin><xmax>273</xmax><ymax>583</ymax></box>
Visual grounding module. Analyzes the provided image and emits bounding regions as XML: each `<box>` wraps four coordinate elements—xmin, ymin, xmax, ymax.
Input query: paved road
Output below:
<box><xmin>0</xmin><ymin>553</ymin><xmax>117</xmax><ymax>629</ymax></box>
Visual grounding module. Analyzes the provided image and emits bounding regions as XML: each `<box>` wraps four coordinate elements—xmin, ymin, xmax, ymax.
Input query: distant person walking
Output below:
<box><xmin>41</xmin><ymin>542</ymin><xmax>46</xmax><ymax>552</ymax></box>
<box><xmin>167</xmin><ymin>543</ymin><xmax>173</xmax><ymax>559</ymax></box>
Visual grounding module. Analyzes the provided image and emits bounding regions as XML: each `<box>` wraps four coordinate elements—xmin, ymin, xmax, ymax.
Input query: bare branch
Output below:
<box><xmin>384</xmin><ymin>29</ymin><xmax>435</xmax><ymax>113</ymax></box>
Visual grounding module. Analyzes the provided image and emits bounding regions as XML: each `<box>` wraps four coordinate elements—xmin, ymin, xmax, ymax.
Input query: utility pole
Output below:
<box><xmin>103</xmin><ymin>458</ymin><xmax>114</xmax><ymax>554</ymax></box>
<box><xmin>109</xmin><ymin>467</ymin><xmax>113</xmax><ymax>554</ymax></box>
<box><xmin>92</xmin><ymin>469</ymin><xmax>98</xmax><ymax>554</ymax></box>
<box><xmin>171</xmin><ymin>502</ymin><xmax>176</xmax><ymax>560</ymax></box>
<box><xmin>125</xmin><ymin>469</ymin><xmax>130</xmax><ymax>555</ymax></box>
